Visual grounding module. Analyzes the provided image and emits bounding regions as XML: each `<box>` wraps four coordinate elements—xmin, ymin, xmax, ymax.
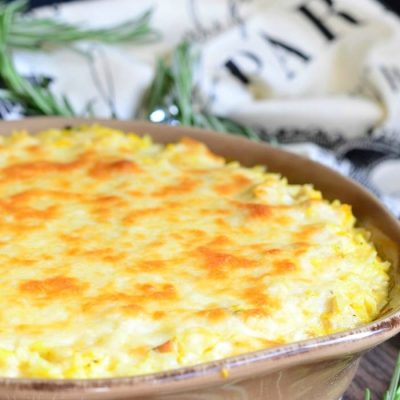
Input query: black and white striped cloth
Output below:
<box><xmin>2</xmin><ymin>0</ymin><xmax>400</xmax><ymax>216</ymax></box>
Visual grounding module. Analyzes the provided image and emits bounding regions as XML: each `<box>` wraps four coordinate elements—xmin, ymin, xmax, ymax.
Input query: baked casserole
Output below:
<box><xmin>0</xmin><ymin>125</ymin><xmax>389</xmax><ymax>378</ymax></box>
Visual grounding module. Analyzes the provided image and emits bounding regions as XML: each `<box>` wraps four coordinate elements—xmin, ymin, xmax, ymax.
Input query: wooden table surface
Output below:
<box><xmin>344</xmin><ymin>337</ymin><xmax>400</xmax><ymax>399</ymax></box>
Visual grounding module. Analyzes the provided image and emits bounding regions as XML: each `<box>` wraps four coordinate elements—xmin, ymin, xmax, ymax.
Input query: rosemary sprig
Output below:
<box><xmin>0</xmin><ymin>0</ymin><xmax>158</xmax><ymax>117</ymax></box>
<box><xmin>1</xmin><ymin>0</ymin><xmax>158</xmax><ymax>50</ymax></box>
<box><xmin>140</xmin><ymin>41</ymin><xmax>260</xmax><ymax>140</ymax></box>
<box><xmin>0</xmin><ymin>47</ymin><xmax>75</xmax><ymax>116</ymax></box>
<box><xmin>0</xmin><ymin>1</ymin><xmax>74</xmax><ymax>116</ymax></box>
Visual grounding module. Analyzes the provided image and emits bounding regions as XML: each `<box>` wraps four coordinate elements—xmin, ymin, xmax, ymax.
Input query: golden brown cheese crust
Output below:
<box><xmin>0</xmin><ymin>125</ymin><xmax>390</xmax><ymax>378</ymax></box>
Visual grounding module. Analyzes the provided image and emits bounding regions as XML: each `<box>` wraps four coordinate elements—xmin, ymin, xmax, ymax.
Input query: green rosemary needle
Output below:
<box><xmin>1</xmin><ymin>0</ymin><xmax>158</xmax><ymax>50</ymax></box>
<box><xmin>0</xmin><ymin>0</ymin><xmax>158</xmax><ymax>117</ymax></box>
<box><xmin>141</xmin><ymin>40</ymin><xmax>260</xmax><ymax>140</ymax></box>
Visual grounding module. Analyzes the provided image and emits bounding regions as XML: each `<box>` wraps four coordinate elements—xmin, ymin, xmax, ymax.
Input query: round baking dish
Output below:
<box><xmin>0</xmin><ymin>117</ymin><xmax>399</xmax><ymax>400</ymax></box>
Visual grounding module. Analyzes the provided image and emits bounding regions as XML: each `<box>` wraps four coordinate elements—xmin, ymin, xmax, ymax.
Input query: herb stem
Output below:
<box><xmin>0</xmin><ymin>0</ymin><xmax>158</xmax><ymax>117</ymax></box>
<box><xmin>141</xmin><ymin>40</ymin><xmax>260</xmax><ymax>140</ymax></box>
<box><xmin>384</xmin><ymin>354</ymin><xmax>400</xmax><ymax>400</ymax></box>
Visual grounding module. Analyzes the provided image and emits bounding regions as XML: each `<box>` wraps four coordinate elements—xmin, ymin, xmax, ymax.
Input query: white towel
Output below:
<box><xmin>5</xmin><ymin>0</ymin><xmax>400</xmax><ymax>215</ymax></box>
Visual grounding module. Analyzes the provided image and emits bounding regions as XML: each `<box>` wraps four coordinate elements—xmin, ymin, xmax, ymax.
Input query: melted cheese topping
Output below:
<box><xmin>0</xmin><ymin>125</ymin><xmax>389</xmax><ymax>378</ymax></box>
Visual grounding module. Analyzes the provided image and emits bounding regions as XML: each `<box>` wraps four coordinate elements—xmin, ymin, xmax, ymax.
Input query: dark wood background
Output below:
<box><xmin>344</xmin><ymin>337</ymin><xmax>400</xmax><ymax>399</ymax></box>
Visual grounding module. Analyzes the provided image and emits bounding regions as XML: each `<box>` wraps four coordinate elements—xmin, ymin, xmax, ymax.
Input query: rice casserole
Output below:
<box><xmin>0</xmin><ymin>125</ymin><xmax>390</xmax><ymax>378</ymax></box>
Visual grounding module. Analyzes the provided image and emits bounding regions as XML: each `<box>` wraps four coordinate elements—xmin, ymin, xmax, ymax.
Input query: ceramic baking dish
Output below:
<box><xmin>0</xmin><ymin>117</ymin><xmax>399</xmax><ymax>400</ymax></box>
